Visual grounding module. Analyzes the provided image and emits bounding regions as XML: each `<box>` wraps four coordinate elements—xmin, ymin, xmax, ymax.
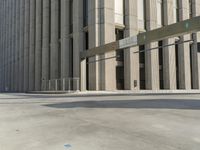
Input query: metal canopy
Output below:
<box><xmin>80</xmin><ymin>16</ymin><xmax>200</xmax><ymax>59</ymax></box>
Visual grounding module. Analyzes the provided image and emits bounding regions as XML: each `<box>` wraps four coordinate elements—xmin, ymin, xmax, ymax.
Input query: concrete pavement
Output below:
<box><xmin>0</xmin><ymin>93</ymin><xmax>200</xmax><ymax>150</ymax></box>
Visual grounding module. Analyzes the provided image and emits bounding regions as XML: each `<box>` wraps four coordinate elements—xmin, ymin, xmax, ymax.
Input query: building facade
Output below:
<box><xmin>0</xmin><ymin>0</ymin><xmax>200</xmax><ymax>92</ymax></box>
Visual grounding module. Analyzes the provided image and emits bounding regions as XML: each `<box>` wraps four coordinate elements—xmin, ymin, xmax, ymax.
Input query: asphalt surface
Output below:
<box><xmin>0</xmin><ymin>93</ymin><xmax>200</xmax><ymax>150</ymax></box>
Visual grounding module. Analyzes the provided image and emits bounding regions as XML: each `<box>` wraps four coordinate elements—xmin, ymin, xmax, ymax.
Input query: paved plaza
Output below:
<box><xmin>0</xmin><ymin>93</ymin><xmax>200</xmax><ymax>150</ymax></box>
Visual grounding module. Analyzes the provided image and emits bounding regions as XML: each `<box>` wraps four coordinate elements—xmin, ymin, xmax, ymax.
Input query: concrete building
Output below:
<box><xmin>0</xmin><ymin>0</ymin><xmax>200</xmax><ymax>92</ymax></box>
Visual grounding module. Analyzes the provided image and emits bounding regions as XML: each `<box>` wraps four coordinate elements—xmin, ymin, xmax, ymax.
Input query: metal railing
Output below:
<box><xmin>41</xmin><ymin>78</ymin><xmax>80</xmax><ymax>92</ymax></box>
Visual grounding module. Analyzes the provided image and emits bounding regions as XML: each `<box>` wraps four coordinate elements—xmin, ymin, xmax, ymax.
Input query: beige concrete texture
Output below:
<box><xmin>1</xmin><ymin>93</ymin><xmax>200</xmax><ymax>150</ymax></box>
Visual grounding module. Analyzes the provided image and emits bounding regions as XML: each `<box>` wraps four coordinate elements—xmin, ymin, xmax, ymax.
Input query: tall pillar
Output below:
<box><xmin>35</xmin><ymin>0</ymin><xmax>42</xmax><ymax>91</ymax></box>
<box><xmin>162</xmin><ymin>0</ymin><xmax>177</xmax><ymax>89</ymax></box>
<box><xmin>4</xmin><ymin>0</ymin><xmax>7</xmax><ymax>91</ymax></box>
<box><xmin>29</xmin><ymin>0</ymin><xmax>36</xmax><ymax>91</ymax></box>
<box><xmin>73</xmin><ymin>0</ymin><xmax>83</xmax><ymax>90</ymax></box>
<box><xmin>6</xmin><ymin>0</ymin><xmax>9</xmax><ymax>91</ymax></box>
<box><xmin>19</xmin><ymin>0</ymin><xmax>25</xmax><ymax>92</ymax></box>
<box><xmin>88</xmin><ymin>0</ymin><xmax>100</xmax><ymax>90</ymax></box>
<box><xmin>88</xmin><ymin>0</ymin><xmax>116</xmax><ymax>91</ymax></box>
<box><xmin>9</xmin><ymin>0</ymin><xmax>13</xmax><ymax>91</ymax></box>
<box><xmin>178</xmin><ymin>0</ymin><xmax>191</xmax><ymax>89</ymax></box>
<box><xmin>60</xmin><ymin>0</ymin><xmax>70</xmax><ymax>90</ymax></box>
<box><xmin>3</xmin><ymin>0</ymin><xmax>6</xmax><ymax>91</ymax></box>
<box><xmin>23</xmin><ymin>0</ymin><xmax>30</xmax><ymax>92</ymax></box>
<box><xmin>14</xmin><ymin>0</ymin><xmax>20</xmax><ymax>91</ymax></box>
<box><xmin>11</xmin><ymin>0</ymin><xmax>16</xmax><ymax>91</ymax></box>
<box><xmin>191</xmin><ymin>0</ymin><xmax>200</xmax><ymax>89</ymax></box>
<box><xmin>0</xmin><ymin>0</ymin><xmax>3</xmax><ymax>91</ymax></box>
<box><xmin>5</xmin><ymin>0</ymin><xmax>8</xmax><ymax>91</ymax></box>
<box><xmin>145</xmin><ymin>0</ymin><xmax>160</xmax><ymax>90</ymax></box>
<box><xmin>124</xmin><ymin>0</ymin><xmax>140</xmax><ymax>90</ymax></box>
<box><xmin>50</xmin><ymin>0</ymin><xmax>60</xmax><ymax>90</ymax></box>
<box><xmin>0</xmin><ymin>1</ymin><xmax>1</xmax><ymax>91</ymax></box>
<box><xmin>42</xmin><ymin>0</ymin><xmax>50</xmax><ymax>91</ymax></box>
<box><xmin>7</xmin><ymin>0</ymin><xmax>11</xmax><ymax>91</ymax></box>
<box><xmin>100</xmin><ymin>0</ymin><xmax>116</xmax><ymax>90</ymax></box>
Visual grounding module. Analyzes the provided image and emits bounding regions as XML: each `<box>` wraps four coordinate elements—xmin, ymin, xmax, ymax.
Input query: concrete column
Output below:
<box><xmin>8</xmin><ymin>0</ymin><xmax>11</xmax><ymax>91</ymax></box>
<box><xmin>3</xmin><ymin>0</ymin><xmax>6</xmax><ymax>91</ymax></box>
<box><xmin>5</xmin><ymin>0</ymin><xmax>8</xmax><ymax>91</ymax></box>
<box><xmin>100</xmin><ymin>0</ymin><xmax>116</xmax><ymax>90</ymax></box>
<box><xmin>162</xmin><ymin>0</ymin><xmax>177</xmax><ymax>90</ymax></box>
<box><xmin>50</xmin><ymin>0</ymin><xmax>60</xmax><ymax>90</ymax></box>
<box><xmin>35</xmin><ymin>0</ymin><xmax>42</xmax><ymax>91</ymax></box>
<box><xmin>2</xmin><ymin>0</ymin><xmax>5</xmax><ymax>91</ymax></box>
<box><xmin>145</xmin><ymin>0</ymin><xmax>160</xmax><ymax>90</ymax></box>
<box><xmin>19</xmin><ymin>0</ymin><xmax>25</xmax><ymax>92</ymax></box>
<box><xmin>10</xmin><ymin>0</ymin><xmax>13</xmax><ymax>91</ymax></box>
<box><xmin>0</xmin><ymin>0</ymin><xmax>3</xmax><ymax>91</ymax></box>
<box><xmin>0</xmin><ymin>1</ymin><xmax>1</xmax><ymax>91</ymax></box>
<box><xmin>10</xmin><ymin>0</ymin><xmax>14</xmax><ymax>91</ymax></box>
<box><xmin>14</xmin><ymin>0</ymin><xmax>20</xmax><ymax>91</ymax></box>
<box><xmin>23</xmin><ymin>0</ymin><xmax>30</xmax><ymax>92</ymax></box>
<box><xmin>5</xmin><ymin>1</ymin><xmax>9</xmax><ymax>90</ymax></box>
<box><xmin>9</xmin><ymin>0</ymin><xmax>13</xmax><ymax>91</ymax></box>
<box><xmin>4</xmin><ymin>0</ymin><xmax>7</xmax><ymax>91</ymax></box>
<box><xmin>73</xmin><ymin>0</ymin><xmax>83</xmax><ymax>90</ymax></box>
<box><xmin>6</xmin><ymin>0</ymin><xmax>9</xmax><ymax>91</ymax></box>
<box><xmin>42</xmin><ymin>0</ymin><xmax>50</xmax><ymax>91</ymax></box>
<box><xmin>29</xmin><ymin>0</ymin><xmax>36</xmax><ymax>91</ymax></box>
<box><xmin>88</xmin><ymin>0</ymin><xmax>116</xmax><ymax>91</ymax></box>
<box><xmin>7</xmin><ymin>0</ymin><xmax>11</xmax><ymax>91</ymax></box>
<box><xmin>60</xmin><ymin>0</ymin><xmax>70</xmax><ymax>90</ymax></box>
<box><xmin>2</xmin><ymin>0</ymin><xmax>6</xmax><ymax>91</ymax></box>
<box><xmin>124</xmin><ymin>0</ymin><xmax>140</xmax><ymax>90</ymax></box>
<box><xmin>88</xmin><ymin>0</ymin><xmax>100</xmax><ymax>90</ymax></box>
<box><xmin>11</xmin><ymin>0</ymin><xmax>16</xmax><ymax>91</ymax></box>
<box><xmin>191</xmin><ymin>0</ymin><xmax>200</xmax><ymax>89</ymax></box>
<box><xmin>178</xmin><ymin>0</ymin><xmax>191</xmax><ymax>89</ymax></box>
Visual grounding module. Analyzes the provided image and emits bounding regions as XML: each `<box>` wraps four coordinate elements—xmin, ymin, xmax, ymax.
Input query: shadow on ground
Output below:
<box><xmin>44</xmin><ymin>99</ymin><xmax>200</xmax><ymax>110</ymax></box>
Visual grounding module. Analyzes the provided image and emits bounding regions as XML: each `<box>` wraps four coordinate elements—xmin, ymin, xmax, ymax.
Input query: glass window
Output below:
<box><xmin>69</xmin><ymin>0</ymin><xmax>73</xmax><ymax>33</ymax></box>
<box><xmin>189</xmin><ymin>0</ymin><xmax>193</xmax><ymax>18</ymax></box>
<box><xmin>83</xmin><ymin>0</ymin><xmax>88</xmax><ymax>27</ymax></box>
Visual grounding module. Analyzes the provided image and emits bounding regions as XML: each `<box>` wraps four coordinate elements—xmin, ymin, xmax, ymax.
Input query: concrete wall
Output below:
<box><xmin>0</xmin><ymin>0</ymin><xmax>199</xmax><ymax>92</ymax></box>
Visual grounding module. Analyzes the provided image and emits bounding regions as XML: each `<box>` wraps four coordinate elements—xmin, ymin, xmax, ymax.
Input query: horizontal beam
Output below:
<box><xmin>80</xmin><ymin>41</ymin><xmax>119</xmax><ymax>59</ymax></box>
<box><xmin>80</xmin><ymin>36</ymin><xmax>138</xmax><ymax>59</ymax></box>
<box><xmin>138</xmin><ymin>16</ymin><xmax>200</xmax><ymax>45</ymax></box>
<box><xmin>81</xmin><ymin>16</ymin><xmax>200</xmax><ymax>59</ymax></box>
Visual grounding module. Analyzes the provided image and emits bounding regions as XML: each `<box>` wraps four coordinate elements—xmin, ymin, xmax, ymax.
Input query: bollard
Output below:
<box><xmin>48</xmin><ymin>80</ymin><xmax>51</xmax><ymax>91</ymax></box>
<box><xmin>76</xmin><ymin>78</ymin><xmax>79</xmax><ymax>92</ymax></box>
<box><xmin>68</xmin><ymin>78</ymin><xmax>71</xmax><ymax>92</ymax></box>
<box><xmin>55</xmin><ymin>79</ymin><xmax>58</xmax><ymax>91</ymax></box>
<box><xmin>62</xmin><ymin>78</ymin><xmax>65</xmax><ymax>91</ymax></box>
